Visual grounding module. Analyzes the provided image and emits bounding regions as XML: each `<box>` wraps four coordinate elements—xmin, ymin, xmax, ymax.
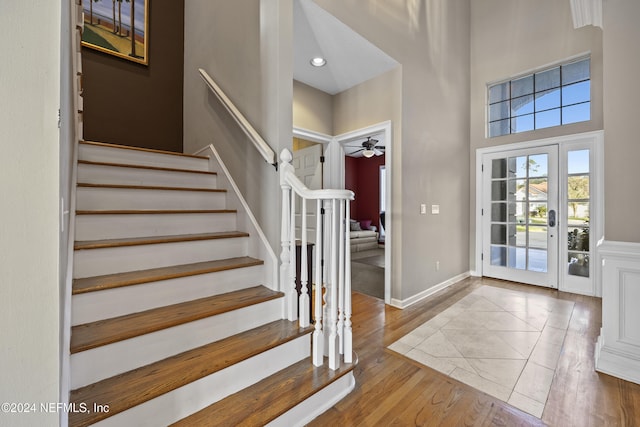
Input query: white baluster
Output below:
<box><xmin>312</xmin><ymin>198</ymin><xmax>324</xmax><ymax>366</ymax></box>
<box><xmin>279</xmin><ymin>150</ymin><xmax>294</xmax><ymax>321</ymax></box>
<box><xmin>289</xmin><ymin>188</ymin><xmax>297</xmax><ymax>322</ymax></box>
<box><xmin>328</xmin><ymin>199</ymin><xmax>339</xmax><ymax>370</ymax></box>
<box><xmin>337</xmin><ymin>199</ymin><xmax>346</xmax><ymax>356</ymax></box>
<box><xmin>299</xmin><ymin>195</ymin><xmax>310</xmax><ymax>327</ymax></box>
<box><xmin>322</xmin><ymin>199</ymin><xmax>332</xmax><ymax>356</ymax></box>
<box><xmin>344</xmin><ymin>201</ymin><xmax>353</xmax><ymax>363</ymax></box>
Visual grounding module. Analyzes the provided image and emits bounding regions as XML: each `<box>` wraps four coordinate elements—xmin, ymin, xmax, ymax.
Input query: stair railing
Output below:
<box><xmin>279</xmin><ymin>149</ymin><xmax>354</xmax><ymax>370</ymax></box>
<box><xmin>199</xmin><ymin>68</ymin><xmax>277</xmax><ymax>169</ymax></box>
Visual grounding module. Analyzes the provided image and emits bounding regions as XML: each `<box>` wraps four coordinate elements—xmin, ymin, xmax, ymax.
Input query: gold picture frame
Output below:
<box><xmin>81</xmin><ymin>0</ymin><xmax>149</xmax><ymax>65</ymax></box>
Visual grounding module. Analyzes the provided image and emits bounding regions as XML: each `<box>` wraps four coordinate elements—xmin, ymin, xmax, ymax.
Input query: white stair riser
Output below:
<box><xmin>76</xmin><ymin>187</ymin><xmax>226</xmax><ymax>211</ymax></box>
<box><xmin>75</xmin><ymin>212</ymin><xmax>237</xmax><ymax>241</ymax></box>
<box><xmin>70</xmin><ymin>298</ymin><xmax>285</xmax><ymax>389</ymax></box>
<box><xmin>79</xmin><ymin>143</ymin><xmax>210</xmax><ymax>172</ymax></box>
<box><xmin>73</xmin><ymin>237</ymin><xmax>248</xmax><ymax>278</ymax></box>
<box><xmin>91</xmin><ymin>334</ymin><xmax>310</xmax><ymax>427</ymax></box>
<box><xmin>72</xmin><ymin>264</ymin><xmax>264</xmax><ymax>325</ymax></box>
<box><xmin>78</xmin><ymin>163</ymin><xmax>218</xmax><ymax>189</ymax></box>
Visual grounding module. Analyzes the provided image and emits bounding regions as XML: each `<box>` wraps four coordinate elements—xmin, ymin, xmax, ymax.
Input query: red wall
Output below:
<box><xmin>344</xmin><ymin>155</ymin><xmax>385</xmax><ymax>230</ymax></box>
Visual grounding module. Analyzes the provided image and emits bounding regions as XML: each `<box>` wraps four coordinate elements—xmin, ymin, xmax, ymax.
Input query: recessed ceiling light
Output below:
<box><xmin>310</xmin><ymin>57</ymin><xmax>327</xmax><ymax>67</ymax></box>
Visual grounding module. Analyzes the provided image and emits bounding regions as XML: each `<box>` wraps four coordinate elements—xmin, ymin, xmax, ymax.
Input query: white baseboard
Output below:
<box><xmin>595</xmin><ymin>332</ymin><xmax>640</xmax><ymax>385</ymax></box>
<box><xmin>390</xmin><ymin>271</ymin><xmax>471</xmax><ymax>309</ymax></box>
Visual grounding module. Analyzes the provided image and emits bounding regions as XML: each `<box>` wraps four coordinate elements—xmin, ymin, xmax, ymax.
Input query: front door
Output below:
<box><xmin>482</xmin><ymin>145</ymin><xmax>559</xmax><ymax>288</ymax></box>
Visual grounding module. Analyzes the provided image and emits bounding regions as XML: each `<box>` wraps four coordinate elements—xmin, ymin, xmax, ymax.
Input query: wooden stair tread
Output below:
<box><xmin>73</xmin><ymin>256</ymin><xmax>264</xmax><ymax>294</ymax></box>
<box><xmin>76</xmin><ymin>209</ymin><xmax>236</xmax><ymax>215</ymax></box>
<box><xmin>74</xmin><ymin>231</ymin><xmax>249</xmax><ymax>250</ymax></box>
<box><xmin>80</xmin><ymin>140</ymin><xmax>209</xmax><ymax>160</ymax></box>
<box><xmin>77</xmin><ymin>182</ymin><xmax>226</xmax><ymax>192</ymax></box>
<box><xmin>69</xmin><ymin>320</ymin><xmax>312</xmax><ymax>427</ymax></box>
<box><xmin>70</xmin><ymin>285</ymin><xmax>283</xmax><ymax>354</ymax></box>
<box><xmin>171</xmin><ymin>352</ymin><xmax>358</xmax><ymax>427</ymax></box>
<box><xmin>78</xmin><ymin>159</ymin><xmax>217</xmax><ymax>175</ymax></box>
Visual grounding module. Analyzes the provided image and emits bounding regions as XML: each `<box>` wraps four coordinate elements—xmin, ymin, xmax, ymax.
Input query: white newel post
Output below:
<box><xmin>279</xmin><ymin>150</ymin><xmax>296</xmax><ymax>321</ymax></box>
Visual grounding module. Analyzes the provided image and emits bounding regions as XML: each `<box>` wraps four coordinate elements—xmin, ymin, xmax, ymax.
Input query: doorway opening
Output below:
<box><xmin>292</xmin><ymin>121</ymin><xmax>392</xmax><ymax>304</ymax></box>
<box><xmin>476</xmin><ymin>131</ymin><xmax>603</xmax><ymax>296</ymax></box>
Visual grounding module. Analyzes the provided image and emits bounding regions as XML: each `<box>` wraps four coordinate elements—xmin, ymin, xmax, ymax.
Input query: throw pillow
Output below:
<box><xmin>360</xmin><ymin>219</ymin><xmax>372</xmax><ymax>230</ymax></box>
<box><xmin>350</xmin><ymin>220</ymin><xmax>362</xmax><ymax>231</ymax></box>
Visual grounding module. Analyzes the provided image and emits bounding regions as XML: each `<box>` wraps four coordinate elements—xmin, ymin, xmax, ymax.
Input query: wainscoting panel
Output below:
<box><xmin>595</xmin><ymin>240</ymin><xmax>640</xmax><ymax>385</ymax></box>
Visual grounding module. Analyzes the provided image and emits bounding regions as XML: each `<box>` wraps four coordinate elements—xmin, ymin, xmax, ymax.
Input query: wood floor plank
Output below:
<box><xmin>308</xmin><ymin>278</ymin><xmax>640</xmax><ymax>427</ymax></box>
<box><xmin>70</xmin><ymin>285</ymin><xmax>282</xmax><ymax>353</ymax></box>
<box><xmin>72</xmin><ymin>256</ymin><xmax>263</xmax><ymax>294</ymax></box>
<box><xmin>69</xmin><ymin>320</ymin><xmax>311</xmax><ymax>427</ymax></box>
<box><xmin>170</xmin><ymin>352</ymin><xmax>356</xmax><ymax>427</ymax></box>
<box><xmin>74</xmin><ymin>231</ymin><xmax>248</xmax><ymax>250</ymax></box>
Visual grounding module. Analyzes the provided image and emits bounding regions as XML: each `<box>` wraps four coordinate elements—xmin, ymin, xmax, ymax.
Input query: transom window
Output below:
<box><xmin>488</xmin><ymin>57</ymin><xmax>591</xmax><ymax>137</ymax></box>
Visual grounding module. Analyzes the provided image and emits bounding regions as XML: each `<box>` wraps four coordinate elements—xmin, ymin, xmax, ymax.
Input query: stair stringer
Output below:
<box><xmin>194</xmin><ymin>144</ymin><xmax>279</xmax><ymax>293</ymax></box>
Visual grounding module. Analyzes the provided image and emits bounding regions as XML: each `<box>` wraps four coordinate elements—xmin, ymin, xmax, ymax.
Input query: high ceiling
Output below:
<box><xmin>293</xmin><ymin>0</ymin><xmax>398</xmax><ymax>96</ymax></box>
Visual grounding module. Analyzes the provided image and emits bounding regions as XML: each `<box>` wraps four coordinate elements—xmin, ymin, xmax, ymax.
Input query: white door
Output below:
<box><xmin>482</xmin><ymin>145</ymin><xmax>559</xmax><ymax>288</ymax></box>
<box><xmin>293</xmin><ymin>143</ymin><xmax>323</xmax><ymax>243</ymax></box>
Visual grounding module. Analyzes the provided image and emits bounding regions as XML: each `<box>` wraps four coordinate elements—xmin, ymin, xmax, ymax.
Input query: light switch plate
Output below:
<box><xmin>431</xmin><ymin>204</ymin><xmax>440</xmax><ymax>214</ymax></box>
<box><xmin>420</xmin><ymin>204</ymin><xmax>427</xmax><ymax>214</ymax></box>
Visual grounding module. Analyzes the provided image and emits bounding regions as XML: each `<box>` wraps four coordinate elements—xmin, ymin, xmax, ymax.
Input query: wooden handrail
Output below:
<box><xmin>199</xmin><ymin>68</ymin><xmax>277</xmax><ymax>168</ymax></box>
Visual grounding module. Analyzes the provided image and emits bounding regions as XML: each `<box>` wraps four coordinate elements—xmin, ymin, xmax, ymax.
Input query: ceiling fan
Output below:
<box><xmin>346</xmin><ymin>137</ymin><xmax>385</xmax><ymax>158</ymax></box>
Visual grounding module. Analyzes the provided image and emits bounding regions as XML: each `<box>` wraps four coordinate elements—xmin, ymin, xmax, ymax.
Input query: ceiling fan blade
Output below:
<box><xmin>351</xmin><ymin>148</ymin><xmax>364</xmax><ymax>153</ymax></box>
<box><xmin>373</xmin><ymin>148</ymin><xmax>384</xmax><ymax>156</ymax></box>
<box><xmin>374</xmin><ymin>145</ymin><xmax>385</xmax><ymax>149</ymax></box>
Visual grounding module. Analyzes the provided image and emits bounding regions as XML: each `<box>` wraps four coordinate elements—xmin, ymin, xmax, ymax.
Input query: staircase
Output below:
<box><xmin>68</xmin><ymin>141</ymin><xmax>356</xmax><ymax>426</ymax></box>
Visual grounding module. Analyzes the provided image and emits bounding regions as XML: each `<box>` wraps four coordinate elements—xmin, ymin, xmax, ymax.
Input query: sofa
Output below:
<box><xmin>349</xmin><ymin>220</ymin><xmax>379</xmax><ymax>252</ymax></box>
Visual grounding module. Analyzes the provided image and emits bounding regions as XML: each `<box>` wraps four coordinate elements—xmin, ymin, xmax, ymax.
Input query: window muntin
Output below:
<box><xmin>488</xmin><ymin>58</ymin><xmax>590</xmax><ymax>137</ymax></box>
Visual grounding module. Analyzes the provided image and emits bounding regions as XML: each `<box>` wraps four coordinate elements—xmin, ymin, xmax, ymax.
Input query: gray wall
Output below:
<box><xmin>316</xmin><ymin>0</ymin><xmax>471</xmax><ymax>302</ymax></box>
<box><xmin>293</xmin><ymin>80</ymin><xmax>334</xmax><ymax>134</ymax></box>
<box><xmin>183</xmin><ymin>0</ymin><xmax>293</xmax><ymax>251</ymax></box>
<box><xmin>469</xmin><ymin>0</ymin><xmax>603</xmax><ymax>271</ymax></box>
<box><xmin>603</xmin><ymin>0</ymin><xmax>640</xmax><ymax>243</ymax></box>
<box><xmin>0</xmin><ymin>2</ymin><xmax>61</xmax><ymax>425</ymax></box>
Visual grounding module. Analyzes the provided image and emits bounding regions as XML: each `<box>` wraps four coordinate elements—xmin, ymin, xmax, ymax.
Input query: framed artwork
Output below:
<box><xmin>81</xmin><ymin>0</ymin><xmax>149</xmax><ymax>65</ymax></box>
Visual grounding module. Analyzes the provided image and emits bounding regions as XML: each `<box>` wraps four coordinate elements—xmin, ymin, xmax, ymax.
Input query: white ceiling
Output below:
<box><xmin>293</xmin><ymin>0</ymin><xmax>399</xmax><ymax>96</ymax></box>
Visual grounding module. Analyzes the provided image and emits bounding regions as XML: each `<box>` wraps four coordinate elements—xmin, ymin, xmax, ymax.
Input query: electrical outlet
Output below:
<box><xmin>436</xmin><ymin>261</ymin><xmax>440</xmax><ymax>271</ymax></box>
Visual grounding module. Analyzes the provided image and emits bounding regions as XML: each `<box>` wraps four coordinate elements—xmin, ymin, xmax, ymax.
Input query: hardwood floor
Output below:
<box><xmin>309</xmin><ymin>277</ymin><xmax>640</xmax><ymax>426</ymax></box>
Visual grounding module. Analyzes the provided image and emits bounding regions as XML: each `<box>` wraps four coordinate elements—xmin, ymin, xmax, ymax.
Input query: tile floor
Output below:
<box><xmin>388</xmin><ymin>285</ymin><xmax>574</xmax><ymax>418</ymax></box>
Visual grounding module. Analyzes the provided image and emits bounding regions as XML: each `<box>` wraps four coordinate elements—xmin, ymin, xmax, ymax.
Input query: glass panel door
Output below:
<box><xmin>483</xmin><ymin>145</ymin><xmax>559</xmax><ymax>288</ymax></box>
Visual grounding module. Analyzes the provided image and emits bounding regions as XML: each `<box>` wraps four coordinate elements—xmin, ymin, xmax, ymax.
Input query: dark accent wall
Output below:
<box><xmin>82</xmin><ymin>1</ymin><xmax>185</xmax><ymax>153</ymax></box>
<box><xmin>345</xmin><ymin>155</ymin><xmax>385</xmax><ymax>230</ymax></box>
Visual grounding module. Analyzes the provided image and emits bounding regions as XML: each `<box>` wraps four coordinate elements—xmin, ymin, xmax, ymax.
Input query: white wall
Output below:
<box><xmin>183</xmin><ymin>0</ymin><xmax>293</xmax><ymax>252</ymax></box>
<box><xmin>0</xmin><ymin>2</ymin><xmax>61</xmax><ymax>426</ymax></box>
